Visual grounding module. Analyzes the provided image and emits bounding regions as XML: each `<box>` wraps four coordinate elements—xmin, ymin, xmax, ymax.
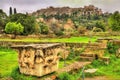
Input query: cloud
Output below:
<box><xmin>0</xmin><ymin>0</ymin><xmax>120</xmax><ymax>15</ymax></box>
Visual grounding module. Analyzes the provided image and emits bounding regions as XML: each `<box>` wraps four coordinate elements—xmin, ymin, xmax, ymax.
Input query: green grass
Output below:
<box><xmin>0</xmin><ymin>36</ymin><xmax>97</xmax><ymax>43</ymax></box>
<box><xmin>85</xmin><ymin>55</ymin><xmax>120</xmax><ymax>79</ymax></box>
<box><xmin>59</xmin><ymin>60</ymin><xmax>76</xmax><ymax>68</ymax></box>
<box><xmin>11</xmin><ymin>67</ymin><xmax>36</xmax><ymax>80</ymax></box>
<box><xmin>0</xmin><ymin>47</ymin><xmax>17</xmax><ymax>77</ymax></box>
<box><xmin>58</xmin><ymin>55</ymin><xmax>120</xmax><ymax>80</ymax></box>
<box><xmin>0</xmin><ymin>36</ymin><xmax>120</xmax><ymax>43</ymax></box>
<box><xmin>0</xmin><ymin>42</ymin><xmax>120</xmax><ymax>79</ymax></box>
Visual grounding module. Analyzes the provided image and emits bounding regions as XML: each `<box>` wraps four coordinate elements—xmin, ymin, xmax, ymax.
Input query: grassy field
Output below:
<box><xmin>0</xmin><ymin>36</ymin><xmax>120</xmax><ymax>43</ymax></box>
<box><xmin>0</xmin><ymin>47</ymin><xmax>17</xmax><ymax>77</ymax></box>
<box><xmin>0</xmin><ymin>47</ymin><xmax>75</xmax><ymax>79</ymax></box>
<box><xmin>0</xmin><ymin>36</ymin><xmax>97</xmax><ymax>43</ymax></box>
<box><xmin>0</xmin><ymin>46</ymin><xmax>120</xmax><ymax>80</ymax></box>
<box><xmin>0</xmin><ymin>36</ymin><xmax>120</xmax><ymax>79</ymax></box>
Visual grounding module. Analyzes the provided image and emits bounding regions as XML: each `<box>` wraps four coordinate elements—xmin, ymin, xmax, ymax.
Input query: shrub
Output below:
<box><xmin>95</xmin><ymin>21</ymin><xmax>105</xmax><ymax>31</ymax></box>
<box><xmin>77</xmin><ymin>26</ymin><xmax>86</xmax><ymax>34</ymax></box>
<box><xmin>50</xmin><ymin>23</ymin><xmax>64</xmax><ymax>36</ymax></box>
<box><xmin>0</xmin><ymin>9</ymin><xmax>8</xmax><ymax>30</ymax></box>
<box><xmin>39</xmin><ymin>22</ymin><xmax>49</xmax><ymax>34</ymax></box>
<box><xmin>91</xmin><ymin>60</ymin><xmax>106</xmax><ymax>67</ymax></box>
<box><xmin>55</xmin><ymin>30</ymin><xmax>64</xmax><ymax>36</ymax></box>
<box><xmin>107</xmin><ymin>42</ymin><xmax>119</xmax><ymax>54</ymax></box>
<box><xmin>108</xmin><ymin>11</ymin><xmax>120</xmax><ymax>31</ymax></box>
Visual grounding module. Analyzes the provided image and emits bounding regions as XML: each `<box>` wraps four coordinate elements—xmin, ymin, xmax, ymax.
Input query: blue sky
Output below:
<box><xmin>0</xmin><ymin>0</ymin><xmax>120</xmax><ymax>14</ymax></box>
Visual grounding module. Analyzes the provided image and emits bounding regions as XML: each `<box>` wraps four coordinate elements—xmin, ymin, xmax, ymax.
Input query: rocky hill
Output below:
<box><xmin>31</xmin><ymin>5</ymin><xmax>103</xmax><ymax>17</ymax></box>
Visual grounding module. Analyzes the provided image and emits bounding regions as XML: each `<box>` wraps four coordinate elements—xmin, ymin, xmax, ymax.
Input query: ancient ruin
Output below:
<box><xmin>80</xmin><ymin>38</ymin><xmax>110</xmax><ymax>61</ymax></box>
<box><xmin>11</xmin><ymin>43</ymin><xmax>63</xmax><ymax>77</ymax></box>
<box><xmin>32</xmin><ymin>5</ymin><xmax>103</xmax><ymax>17</ymax></box>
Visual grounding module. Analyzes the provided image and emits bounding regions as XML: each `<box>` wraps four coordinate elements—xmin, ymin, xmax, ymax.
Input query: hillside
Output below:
<box><xmin>31</xmin><ymin>5</ymin><xmax>103</xmax><ymax>17</ymax></box>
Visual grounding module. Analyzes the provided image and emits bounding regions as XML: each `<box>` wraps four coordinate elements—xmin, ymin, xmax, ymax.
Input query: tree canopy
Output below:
<box><xmin>5</xmin><ymin>22</ymin><xmax>24</xmax><ymax>38</ymax></box>
<box><xmin>108</xmin><ymin>11</ymin><xmax>120</xmax><ymax>31</ymax></box>
<box><xmin>39</xmin><ymin>22</ymin><xmax>49</xmax><ymax>34</ymax></box>
<box><xmin>0</xmin><ymin>9</ymin><xmax>8</xmax><ymax>29</ymax></box>
<box><xmin>9</xmin><ymin>13</ymin><xmax>36</xmax><ymax>35</ymax></box>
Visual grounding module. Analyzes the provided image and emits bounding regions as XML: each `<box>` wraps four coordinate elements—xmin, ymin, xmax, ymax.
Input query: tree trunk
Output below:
<box><xmin>11</xmin><ymin>34</ymin><xmax>16</xmax><ymax>39</ymax></box>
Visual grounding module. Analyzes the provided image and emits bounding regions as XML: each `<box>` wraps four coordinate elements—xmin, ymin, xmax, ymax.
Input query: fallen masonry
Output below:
<box><xmin>11</xmin><ymin>43</ymin><xmax>64</xmax><ymax>77</ymax></box>
<box><xmin>57</xmin><ymin>61</ymin><xmax>91</xmax><ymax>73</ymax></box>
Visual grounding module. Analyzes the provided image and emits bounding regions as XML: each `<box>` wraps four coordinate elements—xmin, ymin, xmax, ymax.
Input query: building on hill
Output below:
<box><xmin>82</xmin><ymin>5</ymin><xmax>103</xmax><ymax>16</ymax></box>
<box><xmin>31</xmin><ymin>5</ymin><xmax>103</xmax><ymax>17</ymax></box>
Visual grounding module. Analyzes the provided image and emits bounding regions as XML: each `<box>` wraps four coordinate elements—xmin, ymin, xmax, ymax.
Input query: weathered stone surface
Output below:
<box><xmin>100</xmin><ymin>57</ymin><xmax>110</xmax><ymax>64</ymax></box>
<box><xmin>11</xmin><ymin>43</ymin><xmax>64</xmax><ymax>77</ymax></box>
<box><xmin>84</xmin><ymin>69</ymin><xmax>98</xmax><ymax>73</ymax></box>
<box><xmin>57</xmin><ymin>61</ymin><xmax>91</xmax><ymax>73</ymax></box>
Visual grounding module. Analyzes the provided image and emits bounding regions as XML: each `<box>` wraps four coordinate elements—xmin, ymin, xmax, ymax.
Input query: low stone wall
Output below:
<box><xmin>112</xmin><ymin>40</ymin><xmax>120</xmax><ymax>46</ymax></box>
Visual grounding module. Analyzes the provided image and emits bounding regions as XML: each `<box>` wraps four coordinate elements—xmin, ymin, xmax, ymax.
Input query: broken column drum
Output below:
<box><xmin>11</xmin><ymin>43</ymin><xmax>63</xmax><ymax>77</ymax></box>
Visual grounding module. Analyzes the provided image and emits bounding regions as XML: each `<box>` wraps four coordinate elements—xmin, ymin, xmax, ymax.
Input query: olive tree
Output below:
<box><xmin>5</xmin><ymin>22</ymin><xmax>24</xmax><ymax>39</ymax></box>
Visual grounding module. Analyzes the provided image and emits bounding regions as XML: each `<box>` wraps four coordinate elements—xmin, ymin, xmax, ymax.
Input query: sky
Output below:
<box><xmin>0</xmin><ymin>0</ymin><xmax>120</xmax><ymax>15</ymax></box>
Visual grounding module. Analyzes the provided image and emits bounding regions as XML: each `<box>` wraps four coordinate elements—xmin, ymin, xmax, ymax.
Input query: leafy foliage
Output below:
<box><xmin>5</xmin><ymin>22</ymin><xmax>24</xmax><ymax>35</ymax></box>
<box><xmin>0</xmin><ymin>9</ymin><xmax>8</xmax><ymax>29</ymax></box>
<box><xmin>39</xmin><ymin>22</ymin><xmax>49</xmax><ymax>34</ymax></box>
<box><xmin>109</xmin><ymin>11</ymin><xmax>120</xmax><ymax>31</ymax></box>
<box><xmin>95</xmin><ymin>21</ymin><xmax>105</xmax><ymax>31</ymax></box>
<box><xmin>107</xmin><ymin>42</ymin><xmax>119</xmax><ymax>54</ymax></box>
<box><xmin>50</xmin><ymin>23</ymin><xmax>64</xmax><ymax>36</ymax></box>
<box><xmin>9</xmin><ymin>13</ymin><xmax>36</xmax><ymax>35</ymax></box>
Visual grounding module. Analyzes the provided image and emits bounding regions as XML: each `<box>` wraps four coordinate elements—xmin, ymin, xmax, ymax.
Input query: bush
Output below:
<box><xmin>0</xmin><ymin>9</ymin><xmax>8</xmax><ymax>29</ymax></box>
<box><xmin>11</xmin><ymin>67</ymin><xmax>35</xmax><ymax>80</ymax></box>
<box><xmin>108</xmin><ymin>11</ymin><xmax>120</xmax><ymax>31</ymax></box>
<box><xmin>91</xmin><ymin>60</ymin><xmax>106</xmax><ymax>67</ymax></box>
<box><xmin>39</xmin><ymin>22</ymin><xmax>49</xmax><ymax>34</ymax></box>
<box><xmin>95</xmin><ymin>21</ymin><xmax>105</xmax><ymax>31</ymax></box>
<box><xmin>55</xmin><ymin>30</ymin><xmax>64</xmax><ymax>36</ymax></box>
<box><xmin>107</xmin><ymin>42</ymin><xmax>119</xmax><ymax>54</ymax></box>
<box><xmin>50</xmin><ymin>23</ymin><xmax>64</xmax><ymax>36</ymax></box>
<box><xmin>77</xmin><ymin>26</ymin><xmax>86</xmax><ymax>34</ymax></box>
<box><xmin>67</xmin><ymin>48</ymin><xmax>84</xmax><ymax>60</ymax></box>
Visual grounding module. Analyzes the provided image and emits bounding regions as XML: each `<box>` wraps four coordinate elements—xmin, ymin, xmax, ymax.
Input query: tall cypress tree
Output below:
<box><xmin>9</xmin><ymin>7</ymin><xmax>12</xmax><ymax>15</ymax></box>
<box><xmin>14</xmin><ymin>8</ymin><xmax>17</xmax><ymax>14</ymax></box>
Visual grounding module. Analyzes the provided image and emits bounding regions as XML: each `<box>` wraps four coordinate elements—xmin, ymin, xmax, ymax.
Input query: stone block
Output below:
<box><xmin>11</xmin><ymin>43</ymin><xmax>63</xmax><ymax>77</ymax></box>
